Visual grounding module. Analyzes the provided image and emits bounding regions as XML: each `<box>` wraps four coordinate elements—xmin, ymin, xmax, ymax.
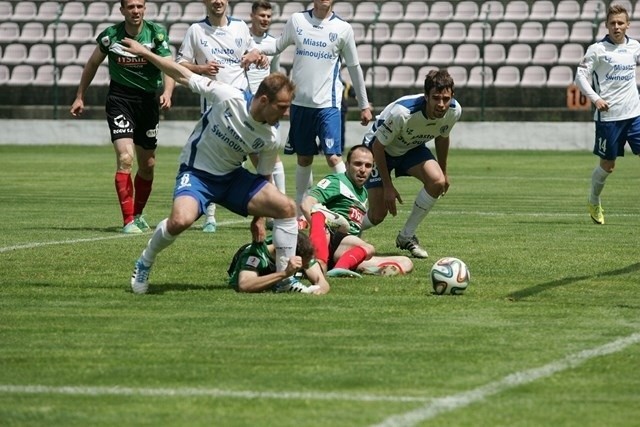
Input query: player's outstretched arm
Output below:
<box><xmin>121</xmin><ymin>38</ymin><xmax>193</xmax><ymax>86</ymax></box>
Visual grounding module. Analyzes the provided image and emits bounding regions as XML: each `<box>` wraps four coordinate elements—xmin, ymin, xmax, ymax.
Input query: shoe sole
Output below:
<box><xmin>589</xmin><ymin>215</ymin><xmax>604</xmax><ymax>225</ymax></box>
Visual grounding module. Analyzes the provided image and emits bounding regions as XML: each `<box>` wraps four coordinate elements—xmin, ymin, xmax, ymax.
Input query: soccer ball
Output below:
<box><xmin>430</xmin><ymin>257</ymin><xmax>470</xmax><ymax>295</ymax></box>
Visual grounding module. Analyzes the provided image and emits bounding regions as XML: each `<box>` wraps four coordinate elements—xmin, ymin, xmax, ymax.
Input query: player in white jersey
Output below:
<box><xmin>360</xmin><ymin>69</ymin><xmax>462</xmax><ymax>259</ymax></box>
<box><xmin>122</xmin><ymin>38</ymin><xmax>302</xmax><ymax>295</ymax></box>
<box><xmin>574</xmin><ymin>4</ymin><xmax>640</xmax><ymax>225</ymax></box>
<box><xmin>177</xmin><ymin>0</ymin><xmax>266</xmax><ymax>233</ymax></box>
<box><xmin>259</xmin><ymin>0</ymin><xmax>372</xmax><ymax>228</ymax></box>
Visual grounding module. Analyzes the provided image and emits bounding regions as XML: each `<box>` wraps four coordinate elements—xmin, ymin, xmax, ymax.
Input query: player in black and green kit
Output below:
<box><xmin>70</xmin><ymin>0</ymin><xmax>175</xmax><ymax>234</ymax></box>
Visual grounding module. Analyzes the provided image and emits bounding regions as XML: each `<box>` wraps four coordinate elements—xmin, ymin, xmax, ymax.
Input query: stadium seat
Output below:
<box><xmin>68</xmin><ymin>23</ymin><xmax>95</xmax><ymax>45</ymax></box>
<box><xmin>503</xmin><ymin>1</ymin><xmax>529</xmax><ymax>21</ymax></box>
<box><xmin>453</xmin><ymin>44</ymin><xmax>480</xmax><ymax>65</ymax></box>
<box><xmin>75</xmin><ymin>44</ymin><xmax>98</xmax><ymax>65</ymax></box>
<box><xmin>0</xmin><ymin>1</ymin><xmax>11</xmax><ymax>21</ymax></box>
<box><xmin>231</xmin><ymin>2</ymin><xmax>252</xmax><ymax>20</ymax></box>
<box><xmin>569</xmin><ymin>21</ymin><xmax>596</xmax><ymax>43</ymax></box>
<box><xmin>356</xmin><ymin>44</ymin><xmax>376</xmax><ymax>66</ymax></box>
<box><xmin>427</xmin><ymin>44</ymin><xmax>455</xmax><ymax>66</ymax></box>
<box><xmin>25</xmin><ymin>43</ymin><xmax>53</xmax><ymax>65</ymax></box>
<box><xmin>377</xmin><ymin>44</ymin><xmax>404</xmax><ymax>65</ymax></box>
<box><xmin>364</xmin><ymin>66</ymin><xmax>390</xmax><ymax>87</ymax></box>
<box><xmin>520</xmin><ymin>66</ymin><xmax>547</xmax><ymax>87</ymax></box>
<box><xmin>11</xmin><ymin>1</ymin><xmax>37</xmax><ymax>22</ymax></box>
<box><xmin>453</xmin><ymin>1</ymin><xmax>479</xmax><ymax>22</ymax></box>
<box><xmin>403</xmin><ymin>2</ymin><xmax>429</xmax><ymax>22</ymax></box>
<box><xmin>7</xmin><ymin>65</ymin><xmax>35</xmax><ymax>86</ymax></box>
<box><xmin>109</xmin><ymin>3</ymin><xmax>123</xmax><ymax>21</ymax></box>
<box><xmin>84</xmin><ymin>2</ymin><xmax>111</xmax><ymax>22</ymax></box>
<box><xmin>547</xmin><ymin>65</ymin><xmax>574</xmax><ymax>87</ymax></box>
<box><xmin>429</xmin><ymin>1</ymin><xmax>454</xmax><ymax>21</ymax></box>
<box><xmin>529</xmin><ymin>1</ymin><xmax>555</xmax><ymax>21</ymax></box>
<box><xmin>415</xmin><ymin>22</ymin><xmax>441</xmax><ymax>44</ymax></box>
<box><xmin>555</xmin><ymin>0</ymin><xmax>581</xmax><ymax>21</ymax></box>
<box><xmin>379</xmin><ymin>2</ymin><xmax>404</xmax><ymax>22</ymax></box>
<box><xmin>446</xmin><ymin>66</ymin><xmax>468</xmax><ymax>87</ymax></box>
<box><xmin>505</xmin><ymin>43</ymin><xmax>532</xmax><ymax>65</ymax></box>
<box><xmin>33</xmin><ymin>64</ymin><xmax>56</xmax><ymax>85</ymax></box>
<box><xmin>558</xmin><ymin>43</ymin><xmax>585</xmax><ymax>65</ymax></box>
<box><xmin>402</xmin><ymin>44</ymin><xmax>429</xmax><ymax>66</ymax></box>
<box><xmin>58</xmin><ymin>64</ymin><xmax>83</xmax><ymax>86</ymax></box>
<box><xmin>390</xmin><ymin>22</ymin><xmax>416</xmax><ymax>44</ymax></box>
<box><xmin>518</xmin><ymin>22</ymin><xmax>544</xmax><ymax>43</ymax></box>
<box><xmin>35</xmin><ymin>1</ymin><xmax>60</xmax><ymax>23</ymax></box>
<box><xmin>267</xmin><ymin>22</ymin><xmax>284</xmax><ymax>38</ymax></box>
<box><xmin>332</xmin><ymin>2</ymin><xmax>354</xmax><ymax>20</ymax></box>
<box><xmin>18</xmin><ymin>22</ymin><xmax>45</xmax><ymax>44</ymax></box>
<box><xmin>580</xmin><ymin>0</ymin><xmax>607</xmax><ymax>20</ymax></box>
<box><xmin>0</xmin><ymin>22</ymin><xmax>20</xmax><ymax>44</ymax></box>
<box><xmin>543</xmin><ymin>21</ymin><xmax>570</xmax><ymax>44</ymax></box>
<box><xmin>2</xmin><ymin>43</ymin><xmax>28</xmax><ymax>65</ymax></box>
<box><xmin>365</xmin><ymin>23</ymin><xmax>391</xmax><ymax>44</ymax></box>
<box><xmin>181</xmin><ymin>2</ymin><xmax>205</xmax><ymax>22</ymax></box>
<box><xmin>158</xmin><ymin>2</ymin><xmax>183</xmax><ymax>23</ymax></box>
<box><xmin>627</xmin><ymin>21</ymin><xmax>640</xmax><ymax>39</ymax></box>
<box><xmin>54</xmin><ymin>44</ymin><xmax>78</xmax><ymax>66</ymax></box>
<box><xmin>388</xmin><ymin>65</ymin><xmax>416</xmax><ymax>88</ymax></box>
<box><xmin>352</xmin><ymin>2</ymin><xmax>378</xmax><ymax>23</ymax></box>
<box><xmin>0</xmin><ymin>64</ymin><xmax>9</xmax><ymax>85</ymax></box>
<box><xmin>351</xmin><ymin>22</ymin><xmax>366</xmax><ymax>44</ymax></box>
<box><xmin>494</xmin><ymin>66</ymin><xmax>521</xmax><ymax>87</ymax></box>
<box><xmin>532</xmin><ymin>43</ymin><xmax>558</xmax><ymax>65</ymax></box>
<box><xmin>42</xmin><ymin>23</ymin><xmax>69</xmax><ymax>44</ymax></box>
<box><xmin>479</xmin><ymin>1</ymin><xmax>505</xmax><ymax>21</ymax></box>
<box><xmin>168</xmin><ymin>23</ymin><xmax>189</xmax><ymax>46</ymax></box>
<box><xmin>415</xmin><ymin>65</ymin><xmax>439</xmax><ymax>87</ymax></box>
<box><xmin>466</xmin><ymin>66</ymin><xmax>494</xmax><ymax>87</ymax></box>
<box><xmin>60</xmin><ymin>2</ymin><xmax>85</xmax><ymax>22</ymax></box>
<box><xmin>491</xmin><ymin>21</ymin><xmax>518</xmax><ymax>43</ymax></box>
<box><xmin>278</xmin><ymin>1</ymin><xmax>304</xmax><ymax>22</ymax></box>
<box><xmin>483</xmin><ymin>44</ymin><xmax>506</xmax><ymax>65</ymax></box>
<box><xmin>94</xmin><ymin>23</ymin><xmax>112</xmax><ymax>39</ymax></box>
<box><xmin>466</xmin><ymin>22</ymin><xmax>492</xmax><ymax>43</ymax></box>
<box><xmin>440</xmin><ymin>22</ymin><xmax>466</xmax><ymax>44</ymax></box>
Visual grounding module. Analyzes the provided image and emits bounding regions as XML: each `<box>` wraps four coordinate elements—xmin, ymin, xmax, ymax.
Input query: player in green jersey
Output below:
<box><xmin>70</xmin><ymin>0</ymin><xmax>175</xmax><ymax>234</ymax></box>
<box><xmin>300</xmin><ymin>145</ymin><xmax>414</xmax><ymax>278</ymax></box>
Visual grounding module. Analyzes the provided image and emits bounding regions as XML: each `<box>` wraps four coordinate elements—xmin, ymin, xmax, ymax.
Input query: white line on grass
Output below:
<box><xmin>0</xmin><ymin>219</ymin><xmax>250</xmax><ymax>253</ymax></box>
<box><xmin>372</xmin><ymin>332</ymin><xmax>640</xmax><ymax>427</ymax></box>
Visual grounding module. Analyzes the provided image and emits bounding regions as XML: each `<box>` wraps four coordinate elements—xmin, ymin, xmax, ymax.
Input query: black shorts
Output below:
<box><xmin>105</xmin><ymin>81</ymin><xmax>159</xmax><ymax>149</ymax></box>
<box><xmin>328</xmin><ymin>231</ymin><xmax>348</xmax><ymax>270</ymax></box>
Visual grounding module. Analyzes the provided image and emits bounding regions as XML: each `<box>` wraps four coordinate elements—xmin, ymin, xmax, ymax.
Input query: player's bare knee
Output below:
<box><xmin>362</xmin><ymin>242</ymin><xmax>376</xmax><ymax>258</ymax></box>
<box><xmin>117</xmin><ymin>153</ymin><xmax>134</xmax><ymax>170</ymax></box>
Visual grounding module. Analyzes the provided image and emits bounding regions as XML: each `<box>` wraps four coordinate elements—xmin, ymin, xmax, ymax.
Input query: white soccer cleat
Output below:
<box><xmin>312</xmin><ymin>204</ymin><xmax>350</xmax><ymax>234</ymax></box>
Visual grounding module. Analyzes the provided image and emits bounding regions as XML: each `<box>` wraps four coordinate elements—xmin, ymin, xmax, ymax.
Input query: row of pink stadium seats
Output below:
<box><xmin>0</xmin><ymin>63</ymin><xmax>109</xmax><ymax>86</ymax></box>
<box><xmin>4</xmin><ymin>1</ymin><xmax>640</xmax><ymax>25</ymax></box>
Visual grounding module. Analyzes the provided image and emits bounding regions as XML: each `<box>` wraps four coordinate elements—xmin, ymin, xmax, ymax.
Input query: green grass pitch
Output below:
<box><xmin>0</xmin><ymin>145</ymin><xmax>639</xmax><ymax>426</ymax></box>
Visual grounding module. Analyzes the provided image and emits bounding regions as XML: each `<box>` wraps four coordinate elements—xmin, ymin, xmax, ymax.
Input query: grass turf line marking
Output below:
<box><xmin>0</xmin><ymin>219</ymin><xmax>250</xmax><ymax>253</ymax></box>
<box><xmin>0</xmin><ymin>385</ymin><xmax>429</xmax><ymax>403</ymax></box>
<box><xmin>372</xmin><ymin>332</ymin><xmax>640</xmax><ymax>427</ymax></box>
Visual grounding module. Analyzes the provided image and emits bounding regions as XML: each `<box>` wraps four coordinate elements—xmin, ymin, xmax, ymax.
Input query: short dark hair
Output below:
<box><xmin>345</xmin><ymin>144</ymin><xmax>373</xmax><ymax>164</ymax></box>
<box><xmin>252</xmin><ymin>0</ymin><xmax>272</xmax><ymax>13</ymax></box>
<box><xmin>607</xmin><ymin>4</ymin><xmax>629</xmax><ymax>22</ymax></box>
<box><xmin>424</xmin><ymin>69</ymin><xmax>455</xmax><ymax>95</ymax></box>
<box><xmin>296</xmin><ymin>232</ymin><xmax>316</xmax><ymax>262</ymax></box>
<box><xmin>254</xmin><ymin>72</ymin><xmax>296</xmax><ymax>102</ymax></box>
<box><xmin>121</xmin><ymin>0</ymin><xmax>145</xmax><ymax>7</ymax></box>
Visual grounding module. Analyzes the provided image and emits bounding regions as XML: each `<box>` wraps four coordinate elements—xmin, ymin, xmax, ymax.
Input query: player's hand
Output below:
<box><xmin>121</xmin><ymin>37</ymin><xmax>145</xmax><ymax>56</ymax></box>
<box><xmin>159</xmin><ymin>92</ymin><xmax>172</xmax><ymax>110</ymax></box>
<box><xmin>70</xmin><ymin>99</ymin><xmax>84</xmax><ymax>117</ymax></box>
<box><xmin>285</xmin><ymin>256</ymin><xmax>303</xmax><ymax>276</ymax></box>
<box><xmin>240</xmin><ymin>49</ymin><xmax>264</xmax><ymax>69</ymax></box>
<box><xmin>360</xmin><ymin>107</ymin><xmax>373</xmax><ymax>126</ymax></box>
<box><xmin>442</xmin><ymin>174</ymin><xmax>450</xmax><ymax>197</ymax></box>
<box><xmin>250</xmin><ymin>217</ymin><xmax>266</xmax><ymax>242</ymax></box>
<box><xmin>384</xmin><ymin>186</ymin><xmax>402</xmax><ymax>216</ymax></box>
<box><xmin>202</xmin><ymin>61</ymin><xmax>223</xmax><ymax>76</ymax></box>
<box><xmin>595</xmin><ymin>98</ymin><xmax>609</xmax><ymax>112</ymax></box>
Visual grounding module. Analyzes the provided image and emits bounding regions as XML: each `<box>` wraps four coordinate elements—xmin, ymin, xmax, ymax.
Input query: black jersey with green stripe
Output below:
<box><xmin>97</xmin><ymin>21</ymin><xmax>171</xmax><ymax>92</ymax></box>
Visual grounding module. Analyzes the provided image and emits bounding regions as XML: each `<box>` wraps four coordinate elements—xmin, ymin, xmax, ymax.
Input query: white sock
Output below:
<box><xmin>400</xmin><ymin>188</ymin><xmax>437</xmax><ymax>238</ymax></box>
<box><xmin>141</xmin><ymin>218</ymin><xmax>176</xmax><ymax>266</ymax></box>
<box><xmin>589</xmin><ymin>165</ymin><xmax>610</xmax><ymax>205</ymax></box>
<box><xmin>273</xmin><ymin>160</ymin><xmax>286</xmax><ymax>194</ymax></box>
<box><xmin>205</xmin><ymin>202</ymin><xmax>216</xmax><ymax>223</ymax></box>
<box><xmin>272</xmin><ymin>217</ymin><xmax>298</xmax><ymax>272</ymax></box>
<box><xmin>332</xmin><ymin>160</ymin><xmax>346</xmax><ymax>174</ymax></box>
<box><xmin>295</xmin><ymin>165</ymin><xmax>313</xmax><ymax>215</ymax></box>
<box><xmin>361</xmin><ymin>212</ymin><xmax>375</xmax><ymax>231</ymax></box>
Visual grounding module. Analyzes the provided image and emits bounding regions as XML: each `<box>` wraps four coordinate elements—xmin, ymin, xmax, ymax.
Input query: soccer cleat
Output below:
<box><xmin>131</xmin><ymin>258</ymin><xmax>152</xmax><ymax>294</ymax></box>
<box><xmin>396</xmin><ymin>233</ymin><xmax>429</xmax><ymax>259</ymax></box>
<box><xmin>312</xmin><ymin>204</ymin><xmax>350</xmax><ymax>233</ymax></box>
<box><xmin>202</xmin><ymin>220</ymin><xmax>217</xmax><ymax>233</ymax></box>
<box><xmin>134</xmin><ymin>214</ymin><xmax>150</xmax><ymax>231</ymax></box>
<box><xmin>122</xmin><ymin>221</ymin><xmax>143</xmax><ymax>234</ymax></box>
<box><xmin>588</xmin><ymin>202</ymin><xmax>605</xmax><ymax>225</ymax></box>
<box><xmin>327</xmin><ymin>268</ymin><xmax>362</xmax><ymax>278</ymax></box>
<box><xmin>361</xmin><ymin>262</ymin><xmax>404</xmax><ymax>277</ymax></box>
<box><xmin>273</xmin><ymin>276</ymin><xmax>313</xmax><ymax>293</ymax></box>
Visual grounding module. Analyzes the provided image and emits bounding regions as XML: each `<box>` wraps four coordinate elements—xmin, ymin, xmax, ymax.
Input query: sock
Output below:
<box><xmin>272</xmin><ymin>217</ymin><xmax>298</xmax><ymax>272</ymax></box>
<box><xmin>589</xmin><ymin>165</ymin><xmax>610</xmax><ymax>205</ymax></box>
<box><xmin>133</xmin><ymin>173</ymin><xmax>153</xmax><ymax>216</ymax></box>
<box><xmin>334</xmin><ymin>246</ymin><xmax>368</xmax><ymax>271</ymax></box>
<box><xmin>295</xmin><ymin>165</ymin><xmax>313</xmax><ymax>215</ymax></box>
<box><xmin>309</xmin><ymin>212</ymin><xmax>329</xmax><ymax>264</ymax></box>
<box><xmin>273</xmin><ymin>160</ymin><xmax>286</xmax><ymax>194</ymax></box>
<box><xmin>141</xmin><ymin>218</ymin><xmax>176</xmax><ymax>266</ymax></box>
<box><xmin>205</xmin><ymin>202</ymin><xmax>216</xmax><ymax>223</ymax></box>
<box><xmin>400</xmin><ymin>188</ymin><xmax>437</xmax><ymax>238</ymax></box>
<box><xmin>361</xmin><ymin>212</ymin><xmax>375</xmax><ymax>231</ymax></box>
<box><xmin>115</xmin><ymin>171</ymin><xmax>134</xmax><ymax>225</ymax></box>
<box><xmin>332</xmin><ymin>161</ymin><xmax>346</xmax><ymax>174</ymax></box>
